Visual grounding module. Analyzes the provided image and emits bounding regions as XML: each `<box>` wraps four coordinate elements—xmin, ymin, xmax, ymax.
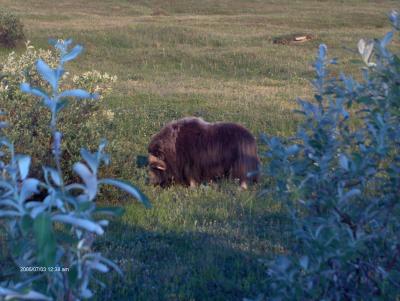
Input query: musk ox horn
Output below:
<box><xmin>148</xmin><ymin>154</ymin><xmax>167</xmax><ymax>171</ymax></box>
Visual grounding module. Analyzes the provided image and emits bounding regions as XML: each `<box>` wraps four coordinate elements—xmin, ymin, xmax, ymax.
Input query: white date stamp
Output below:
<box><xmin>20</xmin><ymin>266</ymin><xmax>70</xmax><ymax>272</ymax></box>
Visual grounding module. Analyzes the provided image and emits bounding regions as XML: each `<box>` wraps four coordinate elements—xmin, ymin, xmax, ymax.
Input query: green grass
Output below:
<box><xmin>0</xmin><ymin>0</ymin><xmax>399</xmax><ymax>299</ymax></box>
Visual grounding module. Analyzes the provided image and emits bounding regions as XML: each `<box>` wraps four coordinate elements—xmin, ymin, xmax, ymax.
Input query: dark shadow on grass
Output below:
<box><xmin>92</xmin><ymin>205</ymin><xmax>292</xmax><ymax>301</ymax></box>
<box><xmin>0</xmin><ymin>186</ymin><xmax>292</xmax><ymax>301</ymax></box>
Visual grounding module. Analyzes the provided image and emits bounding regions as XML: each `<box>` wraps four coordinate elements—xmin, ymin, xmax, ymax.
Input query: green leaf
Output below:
<box><xmin>0</xmin><ymin>287</ymin><xmax>52</xmax><ymax>300</ymax></box>
<box><xmin>339</xmin><ymin>154</ymin><xmax>349</xmax><ymax>171</ymax></box>
<box><xmin>136</xmin><ymin>155</ymin><xmax>148</xmax><ymax>168</ymax></box>
<box><xmin>52</xmin><ymin>214</ymin><xmax>104</xmax><ymax>235</ymax></box>
<box><xmin>80</xmin><ymin>148</ymin><xmax>98</xmax><ymax>173</ymax></box>
<box><xmin>380</xmin><ymin>31</ymin><xmax>393</xmax><ymax>48</ymax></box>
<box><xmin>0</xmin><ymin>210</ymin><xmax>20</xmax><ymax>218</ymax></box>
<box><xmin>55</xmin><ymin>98</ymin><xmax>69</xmax><ymax>113</ymax></box>
<box><xmin>36</xmin><ymin>59</ymin><xmax>57</xmax><ymax>91</ymax></box>
<box><xmin>21</xmin><ymin>214</ymin><xmax>33</xmax><ymax>235</ymax></box>
<box><xmin>97</xmin><ymin>254</ymin><xmax>123</xmax><ymax>277</ymax></box>
<box><xmin>275</xmin><ymin>256</ymin><xmax>291</xmax><ymax>272</ymax></box>
<box><xmin>16</xmin><ymin>155</ymin><xmax>31</xmax><ymax>180</ymax></box>
<box><xmin>54</xmin><ymin>230</ymin><xmax>77</xmax><ymax>245</ymax></box>
<box><xmin>98</xmin><ymin>178</ymin><xmax>151</xmax><ymax>208</ymax></box>
<box><xmin>73</xmin><ymin>162</ymin><xmax>97</xmax><ymax>201</ymax></box>
<box><xmin>19</xmin><ymin>178</ymin><xmax>40</xmax><ymax>203</ymax></box>
<box><xmin>34</xmin><ymin>212</ymin><xmax>56</xmax><ymax>267</ymax></box>
<box><xmin>61</xmin><ymin>44</ymin><xmax>83</xmax><ymax>63</ymax></box>
<box><xmin>77</xmin><ymin>201</ymin><xmax>95</xmax><ymax>212</ymax></box>
<box><xmin>59</xmin><ymin>89</ymin><xmax>97</xmax><ymax>99</ymax></box>
<box><xmin>67</xmin><ymin>265</ymin><xmax>78</xmax><ymax>287</ymax></box>
<box><xmin>358</xmin><ymin>39</ymin><xmax>374</xmax><ymax>65</ymax></box>
<box><xmin>299</xmin><ymin>256</ymin><xmax>309</xmax><ymax>270</ymax></box>
<box><xmin>93</xmin><ymin>206</ymin><xmax>125</xmax><ymax>217</ymax></box>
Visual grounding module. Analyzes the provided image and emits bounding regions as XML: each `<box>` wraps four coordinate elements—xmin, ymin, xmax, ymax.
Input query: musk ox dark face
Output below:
<box><xmin>148</xmin><ymin>117</ymin><xmax>260</xmax><ymax>189</ymax></box>
<box><xmin>148</xmin><ymin>154</ymin><xmax>170</xmax><ymax>187</ymax></box>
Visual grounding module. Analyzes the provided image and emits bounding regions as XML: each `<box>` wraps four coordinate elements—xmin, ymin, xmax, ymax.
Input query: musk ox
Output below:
<box><xmin>148</xmin><ymin>117</ymin><xmax>259</xmax><ymax>189</ymax></box>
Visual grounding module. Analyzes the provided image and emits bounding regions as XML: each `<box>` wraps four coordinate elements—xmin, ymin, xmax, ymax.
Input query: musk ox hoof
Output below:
<box><xmin>147</xmin><ymin>117</ymin><xmax>260</xmax><ymax>188</ymax></box>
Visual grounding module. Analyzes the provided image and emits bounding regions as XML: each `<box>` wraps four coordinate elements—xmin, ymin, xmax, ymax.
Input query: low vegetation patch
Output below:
<box><xmin>0</xmin><ymin>9</ymin><xmax>24</xmax><ymax>48</ymax></box>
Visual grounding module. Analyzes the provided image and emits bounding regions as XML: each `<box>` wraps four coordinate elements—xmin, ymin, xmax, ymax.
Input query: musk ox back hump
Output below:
<box><xmin>148</xmin><ymin>117</ymin><xmax>259</xmax><ymax>187</ymax></box>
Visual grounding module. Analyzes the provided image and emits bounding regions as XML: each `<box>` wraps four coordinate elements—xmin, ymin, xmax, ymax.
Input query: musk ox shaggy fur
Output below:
<box><xmin>148</xmin><ymin>117</ymin><xmax>260</xmax><ymax>188</ymax></box>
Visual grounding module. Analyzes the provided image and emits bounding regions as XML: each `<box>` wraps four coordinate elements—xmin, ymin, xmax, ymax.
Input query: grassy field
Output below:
<box><xmin>0</xmin><ymin>0</ymin><xmax>398</xmax><ymax>300</ymax></box>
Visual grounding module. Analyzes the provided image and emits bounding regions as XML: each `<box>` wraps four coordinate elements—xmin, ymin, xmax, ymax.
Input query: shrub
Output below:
<box><xmin>0</xmin><ymin>41</ymin><xmax>117</xmax><ymax>178</ymax></box>
<box><xmin>0</xmin><ymin>39</ymin><xmax>150</xmax><ymax>300</ymax></box>
<box><xmin>256</xmin><ymin>11</ymin><xmax>400</xmax><ymax>300</ymax></box>
<box><xmin>0</xmin><ymin>9</ymin><xmax>24</xmax><ymax>47</ymax></box>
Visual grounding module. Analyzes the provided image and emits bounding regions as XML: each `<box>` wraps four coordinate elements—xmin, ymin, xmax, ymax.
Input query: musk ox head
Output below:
<box><xmin>148</xmin><ymin>117</ymin><xmax>260</xmax><ymax>188</ymax></box>
<box><xmin>147</xmin><ymin>123</ymin><xmax>178</xmax><ymax>187</ymax></box>
<box><xmin>147</xmin><ymin>153</ymin><xmax>170</xmax><ymax>187</ymax></box>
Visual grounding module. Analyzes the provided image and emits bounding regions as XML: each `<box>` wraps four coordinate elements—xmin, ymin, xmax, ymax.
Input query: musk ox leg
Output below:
<box><xmin>232</xmin><ymin>162</ymin><xmax>249</xmax><ymax>188</ymax></box>
<box><xmin>189</xmin><ymin>179</ymin><xmax>197</xmax><ymax>188</ymax></box>
<box><xmin>232</xmin><ymin>155</ymin><xmax>259</xmax><ymax>189</ymax></box>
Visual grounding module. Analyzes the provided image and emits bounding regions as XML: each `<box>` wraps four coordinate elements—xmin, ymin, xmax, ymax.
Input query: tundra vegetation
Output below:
<box><xmin>0</xmin><ymin>0</ymin><xmax>399</xmax><ymax>300</ymax></box>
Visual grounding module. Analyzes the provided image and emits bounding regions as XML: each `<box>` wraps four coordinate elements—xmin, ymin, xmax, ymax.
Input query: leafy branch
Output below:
<box><xmin>0</xmin><ymin>39</ymin><xmax>150</xmax><ymax>300</ymax></box>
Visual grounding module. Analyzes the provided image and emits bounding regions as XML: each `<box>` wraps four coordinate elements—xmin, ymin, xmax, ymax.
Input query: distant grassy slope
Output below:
<box><xmin>0</xmin><ymin>0</ymin><xmax>398</xmax><ymax>300</ymax></box>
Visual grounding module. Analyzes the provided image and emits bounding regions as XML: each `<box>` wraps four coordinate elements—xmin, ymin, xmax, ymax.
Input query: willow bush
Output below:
<box><xmin>0</xmin><ymin>39</ymin><xmax>149</xmax><ymax>300</ymax></box>
<box><xmin>256</xmin><ymin>11</ymin><xmax>400</xmax><ymax>301</ymax></box>
<box><xmin>0</xmin><ymin>41</ymin><xmax>117</xmax><ymax>179</ymax></box>
<box><xmin>0</xmin><ymin>9</ymin><xmax>24</xmax><ymax>48</ymax></box>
